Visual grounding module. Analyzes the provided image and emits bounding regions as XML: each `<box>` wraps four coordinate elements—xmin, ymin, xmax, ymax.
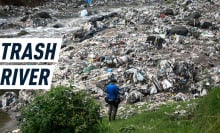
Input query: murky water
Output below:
<box><xmin>0</xmin><ymin>111</ymin><xmax>11</xmax><ymax>129</ymax></box>
<box><xmin>0</xmin><ymin>90</ymin><xmax>19</xmax><ymax>131</ymax></box>
<box><xmin>0</xmin><ymin>7</ymin><xmax>122</xmax><ymax>38</ymax></box>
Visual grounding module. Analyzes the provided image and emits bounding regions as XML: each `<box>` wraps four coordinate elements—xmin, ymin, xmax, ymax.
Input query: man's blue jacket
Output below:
<box><xmin>106</xmin><ymin>83</ymin><xmax>119</xmax><ymax>100</ymax></box>
<box><xmin>86</xmin><ymin>0</ymin><xmax>92</xmax><ymax>5</ymax></box>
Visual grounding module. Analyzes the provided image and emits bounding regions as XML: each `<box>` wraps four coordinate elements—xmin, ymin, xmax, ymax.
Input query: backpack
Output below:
<box><xmin>105</xmin><ymin>97</ymin><xmax>121</xmax><ymax>105</ymax></box>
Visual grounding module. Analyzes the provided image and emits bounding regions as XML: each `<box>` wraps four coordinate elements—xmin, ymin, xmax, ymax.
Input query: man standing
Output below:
<box><xmin>105</xmin><ymin>79</ymin><xmax>121</xmax><ymax>121</ymax></box>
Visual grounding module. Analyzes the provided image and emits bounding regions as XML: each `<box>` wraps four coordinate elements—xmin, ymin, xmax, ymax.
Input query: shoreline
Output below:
<box><xmin>0</xmin><ymin>110</ymin><xmax>19</xmax><ymax>133</ymax></box>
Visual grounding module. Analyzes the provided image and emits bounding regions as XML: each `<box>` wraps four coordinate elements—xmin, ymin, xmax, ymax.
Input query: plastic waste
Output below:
<box><xmin>126</xmin><ymin>68</ymin><xmax>145</xmax><ymax>83</ymax></box>
<box><xmin>81</xmin><ymin>9</ymin><xmax>88</xmax><ymax>17</ymax></box>
<box><xmin>159</xmin><ymin>34</ymin><xmax>166</xmax><ymax>39</ymax></box>
<box><xmin>162</xmin><ymin>79</ymin><xmax>173</xmax><ymax>90</ymax></box>
<box><xmin>136</xmin><ymin>72</ymin><xmax>144</xmax><ymax>81</ymax></box>
<box><xmin>126</xmin><ymin>90</ymin><xmax>143</xmax><ymax>104</ymax></box>
<box><xmin>150</xmin><ymin>85</ymin><xmax>157</xmax><ymax>94</ymax></box>
<box><xmin>200</xmin><ymin>89</ymin><xmax>207</xmax><ymax>96</ymax></box>
<box><xmin>201</xmin><ymin>32</ymin><xmax>215</xmax><ymax>38</ymax></box>
<box><xmin>83</xmin><ymin>65</ymin><xmax>95</xmax><ymax>73</ymax></box>
<box><xmin>107</xmin><ymin>68</ymin><xmax>113</xmax><ymax>73</ymax></box>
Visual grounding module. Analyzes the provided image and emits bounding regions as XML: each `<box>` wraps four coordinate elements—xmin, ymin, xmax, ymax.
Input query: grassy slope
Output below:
<box><xmin>101</xmin><ymin>87</ymin><xmax>220</xmax><ymax>133</ymax></box>
<box><xmin>194</xmin><ymin>87</ymin><xmax>220</xmax><ymax>133</ymax></box>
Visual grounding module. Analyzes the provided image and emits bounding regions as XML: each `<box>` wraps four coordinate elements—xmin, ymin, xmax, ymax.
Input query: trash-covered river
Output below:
<box><xmin>0</xmin><ymin>0</ymin><xmax>220</xmax><ymax>132</ymax></box>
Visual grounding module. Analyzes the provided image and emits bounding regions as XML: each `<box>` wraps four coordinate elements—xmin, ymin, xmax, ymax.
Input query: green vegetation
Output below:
<box><xmin>20</xmin><ymin>86</ymin><xmax>102</xmax><ymax>133</ymax></box>
<box><xmin>102</xmin><ymin>87</ymin><xmax>220</xmax><ymax>133</ymax></box>
<box><xmin>19</xmin><ymin>86</ymin><xmax>220</xmax><ymax>133</ymax></box>
<box><xmin>194</xmin><ymin>87</ymin><xmax>220</xmax><ymax>133</ymax></box>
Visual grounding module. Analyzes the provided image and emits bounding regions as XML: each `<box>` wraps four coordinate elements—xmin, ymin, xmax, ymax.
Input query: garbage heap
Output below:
<box><xmin>53</xmin><ymin>0</ymin><xmax>220</xmax><ymax>109</ymax></box>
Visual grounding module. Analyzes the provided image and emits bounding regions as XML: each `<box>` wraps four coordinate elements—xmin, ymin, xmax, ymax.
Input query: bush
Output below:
<box><xmin>20</xmin><ymin>86</ymin><xmax>102</xmax><ymax>133</ymax></box>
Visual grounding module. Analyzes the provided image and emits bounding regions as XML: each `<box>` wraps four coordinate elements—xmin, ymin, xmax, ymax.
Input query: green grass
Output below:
<box><xmin>100</xmin><ymin>87</ymin><xmax>220</xmax><ymax>133</ymax></box>
<box><xmin>193</xmin><ymin>87</ymin><xmax>220</xmax><ymax>133</ymax></box>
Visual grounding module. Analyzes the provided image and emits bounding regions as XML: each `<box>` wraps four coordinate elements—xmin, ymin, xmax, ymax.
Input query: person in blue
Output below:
<box><xmin>105</xmin><ymin>79</ymin><xmax>121</xmax><ymax>121</ymax></box>
<box><xmin>86</xmin><ymin>0</ymin><xmax>92</xmax><ymax>6</ymax></box>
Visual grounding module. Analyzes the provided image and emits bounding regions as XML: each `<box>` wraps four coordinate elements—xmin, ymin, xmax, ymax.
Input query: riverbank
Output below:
<box><xmin>0</xmin><ymin>110</ymin><xmax>18</xmax><ymax>133</ymax></box>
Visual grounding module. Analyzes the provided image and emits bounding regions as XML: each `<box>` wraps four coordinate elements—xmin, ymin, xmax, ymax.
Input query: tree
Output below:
<box><xmin>20</xmin><ymin>86</ymin><xmax>102</xmax><ymax>133</ymax></box>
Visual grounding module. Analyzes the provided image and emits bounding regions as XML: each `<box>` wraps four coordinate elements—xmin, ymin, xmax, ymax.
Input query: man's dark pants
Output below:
<box><xmin>106</xmin><ymin>98</ymin><xmax>120</xmax><ymax>121</ymax></box>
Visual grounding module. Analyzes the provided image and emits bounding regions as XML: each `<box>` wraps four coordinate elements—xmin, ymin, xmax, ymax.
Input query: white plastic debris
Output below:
<box><xmin>150</xmin><ymin>85</ymin><xmax>157</xmax><ymax>94</ymax></box>
<box><xmin>159</xmin><ymin>34</ymin><xmax>166</xmax><ymax>39</ymax></box>
<box><xmin>80</xmin><ymin>9</ymin><xmax>88</xmax><ymax>17</ymax></box>
<box><xmin>174</xmin><ymin>92</ymin><xmax>188</xmax><ymax>101</ymax></box>
<box><xmin>12</xmin><ymin>129</ymin><xmax>21</xmax><ymax>133</ymax></box>
<box><xmin>162</xmin><ymin>79</ymin><xmax>173</xmax><ymax>90</ymax></box>
<box><xmin>201</xmin><ymin>32</ymin><xmax>215</xmax><ymax>38</ymax></box>
<box><xmin>126</xmin><ymin>68</ymin><xmax>145</xmax><ymax>83</ymax></box>
<box><xmin>200</xmin><ymin>89</ymin><xmax>207</xmax><ymax>96</ymax></box>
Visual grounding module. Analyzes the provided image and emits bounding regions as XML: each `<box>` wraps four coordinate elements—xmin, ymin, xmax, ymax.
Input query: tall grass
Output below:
<box><xmin>193</xmin><ymin>87</ymin><xmax>220</xmax><ymax>133</ymax></box>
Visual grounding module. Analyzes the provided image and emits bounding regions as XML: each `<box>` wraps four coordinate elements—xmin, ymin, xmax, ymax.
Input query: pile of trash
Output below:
<box><xmin>0</xmin><ymin>92</ymin><xmax>17</xmax><ymax>112</ymax></box>
<box><xmin>0</xmin><ymin>90</ymin><xmax>35</xmax><ymax>112</ymax></box>
<box><xmin>52</xmin><ymin>0</ymin><xmax>220</xmax><ymax>112</ymax></box>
